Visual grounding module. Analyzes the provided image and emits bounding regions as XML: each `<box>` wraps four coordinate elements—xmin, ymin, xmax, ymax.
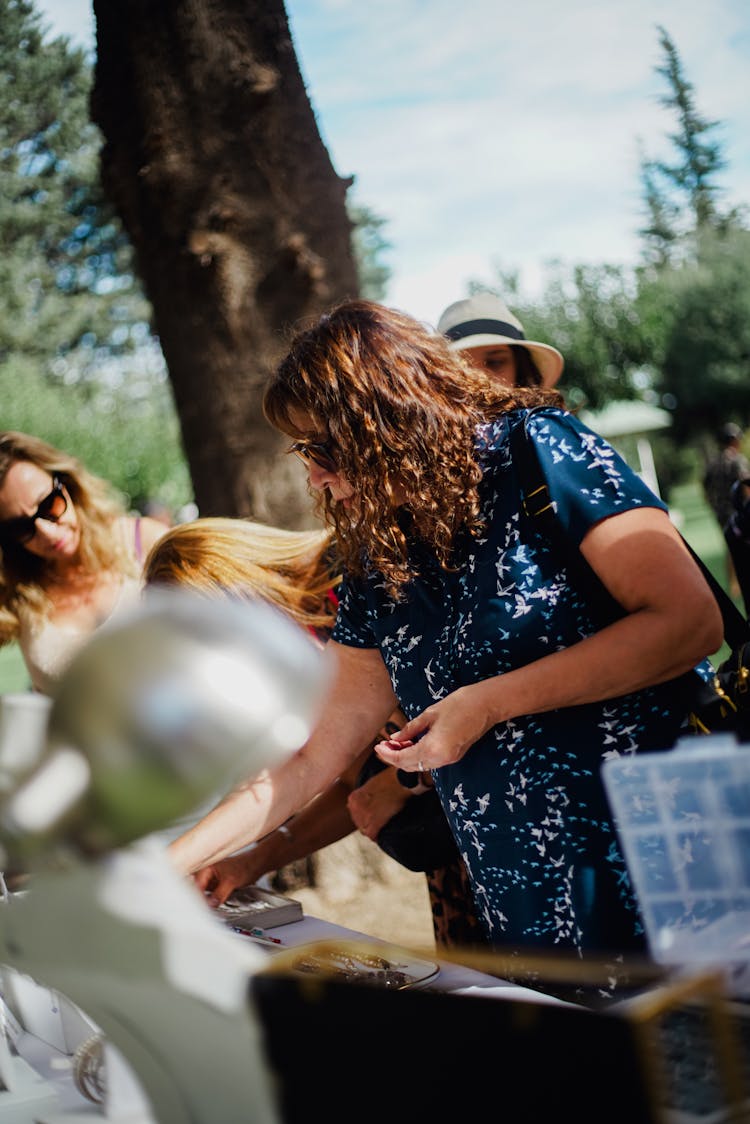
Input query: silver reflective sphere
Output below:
<box><xmin>0</xmin><ymin>587</ymin><xmax>331</xmax><ymax>865</ymax></box>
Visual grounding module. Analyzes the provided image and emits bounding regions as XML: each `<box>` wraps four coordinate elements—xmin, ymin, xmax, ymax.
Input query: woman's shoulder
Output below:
<box><xmin>477</xmin><ymin>405</ymin><xmax>571</xmax><ymax>462</ymax></box>
<box><xmin>137</xmin><ymin>515</ymin><xmax>170</xmax><ymax>558</ymax></box>
<box><xmin>517</xmin><ymin>406</ymin><xmax>622</xmax><ymax>463</ymax></box>
<box><xmin>117</xmin><ymin>515</ymin><xmax>169</xmax><ymax>564</ymax></box>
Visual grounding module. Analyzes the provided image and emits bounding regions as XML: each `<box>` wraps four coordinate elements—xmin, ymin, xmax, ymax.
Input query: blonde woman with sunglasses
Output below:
<box><xmin>0</xmin><ymin>431</ymin><xmax>167</xmax><ymax>695</ymax></box>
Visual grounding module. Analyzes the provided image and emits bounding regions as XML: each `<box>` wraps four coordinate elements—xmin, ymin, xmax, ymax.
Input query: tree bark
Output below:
<box><xmin>91</xmin><ymin>0</ymin><xmax>359</xmax><ymax>524</ymax></box>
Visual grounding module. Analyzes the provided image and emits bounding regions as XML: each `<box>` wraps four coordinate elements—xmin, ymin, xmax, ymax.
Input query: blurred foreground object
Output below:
<box><xmin>0</xmin><ymin>588</ymin><xmax>331</xmax><ymax>1123</ymax></box>
<box><xmin>0</xmin><ymin>588</ymin><xmax>330</xmax><ymax>869</ymax></box>
<box><xmin>0</xmin><ymin>692</ymin><xmax>51</xmax><ymax>795</ymax></box>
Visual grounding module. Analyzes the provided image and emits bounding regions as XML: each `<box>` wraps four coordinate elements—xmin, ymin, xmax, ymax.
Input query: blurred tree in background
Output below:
<box><xmin>349</xmin><ymin>201</ymin><xmax>392</xmax><ymax>301</ymax></box>
<box><xmin>634</xmin><ymin>26</ymin><xmax>750</xmax><ymax>449</ymax></box>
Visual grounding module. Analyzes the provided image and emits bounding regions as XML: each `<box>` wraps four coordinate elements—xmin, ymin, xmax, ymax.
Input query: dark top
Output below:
<box><xmin>333</xmin><ymin>407</ymin><xmax>705</xmax><ymax>957</ymax></box>
<box><xmin>703</xmin><ymin>448</ymin><xmax>750</xmax><ymax>527</ymax></box>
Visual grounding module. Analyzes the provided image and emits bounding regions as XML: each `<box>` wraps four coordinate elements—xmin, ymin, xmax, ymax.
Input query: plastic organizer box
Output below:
<box><xmin>602</xmin><ymin>734</ymin><xmax>750</xmax><ymax>992</ymax></box>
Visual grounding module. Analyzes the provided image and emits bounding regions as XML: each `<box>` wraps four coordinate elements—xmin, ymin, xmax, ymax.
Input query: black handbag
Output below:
<box><xmin>355</xmin><ymin>754</ymin><xmax>459</xmax><ymax>873</ymax></box>
<box><xmin>678</xmin><ymin>560</ymin><xmax>750</xmax><ymax>740</ymax></box>
<box><xmin>511</xmin><ymin>409</ymin><xmax>750</xmax><ymax>743</ymax></box>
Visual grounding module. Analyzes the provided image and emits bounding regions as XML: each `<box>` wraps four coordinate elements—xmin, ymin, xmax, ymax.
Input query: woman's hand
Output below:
<box><xmin>191</xmin><ymin>849</ymin><xmax>269</xmax><ymax>903</ymax></box>
<box><xmin>374</xmin><ymin>683</ymin><xmax>497</xmax><ymax>773</ymax></box>
<box><xmin>192</xmin><ymin>852</ymin><xmax>262</xmax><ymax>906</ymax></box>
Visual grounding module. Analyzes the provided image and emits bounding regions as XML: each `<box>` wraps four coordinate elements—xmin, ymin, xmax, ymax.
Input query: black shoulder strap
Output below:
<box><xmin>680</xmin><ymin>539</ymin><xmax>750</xmax><ymax>649</ymax></box>
<box><xmin>509</xmin><ymin>409</ymin><xmax>750</xmax><ymax>648</ymax></box>
<box><xmin>509</xmin><ymin>411</ymin><xmax>623</xmax><ymax>624</ymax></box>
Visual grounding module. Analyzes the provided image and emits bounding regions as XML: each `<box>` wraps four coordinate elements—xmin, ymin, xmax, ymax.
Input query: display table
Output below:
<box><xmin>262</xmin><ymin>912</ymin><xmax>566</xmax><ymax>1004</ymax></box>
<box><xmin>5</xmin><ymin>909</ymin><xmax>565</xmax><ymax>1122</ymax></box>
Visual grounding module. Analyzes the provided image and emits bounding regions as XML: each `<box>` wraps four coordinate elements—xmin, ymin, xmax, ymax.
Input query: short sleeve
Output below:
<box><xmin>525</xmin><ymin>408</ymin><xmax>668</xmax><ymax>546</ymax></box>
<box><xmin>331</xmin><ymin>572</ymin><xmax>378</xmax><ymax>649</ymax></box>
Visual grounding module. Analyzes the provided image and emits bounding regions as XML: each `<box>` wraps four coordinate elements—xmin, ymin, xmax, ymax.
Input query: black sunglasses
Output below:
<box><xmin>287</xmin><ymin>440</ymin><xmax>338</xmax><ymax>474</ymax></box>
<box><xmin>0</xmin><ymin>476</ymin><xmax>68</xmax><ymax>545</ymax></box>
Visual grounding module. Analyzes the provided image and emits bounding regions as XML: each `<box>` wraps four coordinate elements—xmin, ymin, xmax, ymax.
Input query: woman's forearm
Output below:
<box><xmin>257</xmin><ymin>780</ymin><xmax>358</xmax><ymax>870</ymax></box>
<box><xmin>168</xmin><ymin>642</ymin><xmax>399</xmax><ymax>876</ymax></box>
<box><xmin>216</xmin><ymin>779</ymin><xmax>358</xmax><ymax>887</ymax></box>
<box><xmin>167</xmin><ymin>774</ymin><xmax>277</xmax><ymax>876</ymax></box>
<box><xmin>480</xmin><ymin>600</ymin><xmax>719</xmax><ymax>728</ymax></box>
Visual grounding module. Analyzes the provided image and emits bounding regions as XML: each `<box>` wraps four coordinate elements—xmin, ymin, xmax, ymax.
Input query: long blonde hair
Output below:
<box><xmin>0</xmin><ymin>432</ymin><xmax>134</xmax><ymax>643</ymax></box>
<box><xmin>143</xmin><ymin>517</ymin><xmax>340</xmax><ymax>632</ymax></box>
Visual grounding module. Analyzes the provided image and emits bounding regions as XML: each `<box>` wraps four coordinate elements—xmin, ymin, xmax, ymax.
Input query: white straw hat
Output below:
<box><xmin>437</xmin><ymin>293</ymin><xmax>564</xmax><ymax>388</ymax></box>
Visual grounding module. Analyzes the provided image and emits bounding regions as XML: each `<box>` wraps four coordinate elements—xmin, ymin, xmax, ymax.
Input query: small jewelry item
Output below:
<box><xmin>73</xmin><ymin>1033</ymin><xmax>106</xmax><ymax>1105</ymax></box>
<box><xmin>417</xmin><ymin>759</ymin><xmax>424</xmax><ymax>773</ymax></box>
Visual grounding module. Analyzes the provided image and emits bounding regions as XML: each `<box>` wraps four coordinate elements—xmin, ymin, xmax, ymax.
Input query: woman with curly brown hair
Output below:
<box><xmin>145</xmin><ymin>516</ymin><xmax>482</xmax><ymax>950</ymax></box>
<box><xmin>169</xmin><ymin>300</ymin><xmax>721</xmax><ymax>972</ymax></box>
<box><xmin>0</xmin><ymin>431</ymin><xmax>167</xmax><ymax>694</ymax></box>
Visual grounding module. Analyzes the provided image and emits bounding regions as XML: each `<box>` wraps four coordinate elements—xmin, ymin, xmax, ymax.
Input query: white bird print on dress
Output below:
<box><xmin>512</xmin><ymin>594</ymin><xmax>532</xmax><ymax>618</ymax></box>
<box><xmin>495</xmin><ymin>553</ymin><xmax>511</xmax><ymax>579</ymax></box>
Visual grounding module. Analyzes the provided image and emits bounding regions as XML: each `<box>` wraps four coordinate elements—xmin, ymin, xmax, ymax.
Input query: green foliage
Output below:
<box><xmin>0</xmin><ymin>0</ymin><xmax>151</xmax><ymax>376</ymax></box>
<box><xmin>639</xmin><ymin>26</ymin><xmax>729</xmax><ymax>263</ymax></box>
<box><xmin>640</xmin><ymin>226</ymin><xmax>750</xmax><ymax>442</ymax></box>
<box><xmin>470</xmin><ymin>265</ymin><xmax>644</xmax><ymax>411</ymax></box>
<box><xmin>348</xmin><ymin>200</ymin><xmax>392</xmax><ymax>300</ymax></box>
<box><xmin>468</xmin><ymin>24</ymin><xmax>748</xmax><ymax>487</ymax></box>
<box><xmin>0</xmin><ymin>349</ymin><xmax>192</xmax><ymax>511</ymax></box>
<box><xmin>0</xmin><ymin>0</ymin><xmax>191</xmax><ymax>508</ymax></box>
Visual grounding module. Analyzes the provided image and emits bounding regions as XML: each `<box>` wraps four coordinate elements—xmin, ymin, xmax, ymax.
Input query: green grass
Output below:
<box><xmin>668</xmin><ymin>479</ymin><xmax>737</xmax><ymax>666</ymax></box>
<box><xmin>670</xmin><ymin>481</ymin><xmax>726</xmax><ymax>581</ymax></box>
<box><xmin>0</xmin><ymin>642</ymin><xmax>31</xmax><ymax>694</ymax></box>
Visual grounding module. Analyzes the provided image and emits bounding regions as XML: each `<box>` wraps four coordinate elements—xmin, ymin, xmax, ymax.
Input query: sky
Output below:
<box><xmin>35</xmin><ymin>0</ymin><xmax>750</xmax><ymax>327</ymax></box>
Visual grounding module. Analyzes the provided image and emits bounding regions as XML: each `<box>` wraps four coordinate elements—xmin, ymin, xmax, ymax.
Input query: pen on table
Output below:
<box><xmin>232</xmin><ymin>925</ymin><xmax>283</xmax><ymax>944</ymax></box>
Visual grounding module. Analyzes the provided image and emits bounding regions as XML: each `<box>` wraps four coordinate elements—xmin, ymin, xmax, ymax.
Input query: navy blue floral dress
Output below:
<box><xmin>333</xmin><ymin>407</ymin><xmax>704</xmax><ymax>959</ymax></box>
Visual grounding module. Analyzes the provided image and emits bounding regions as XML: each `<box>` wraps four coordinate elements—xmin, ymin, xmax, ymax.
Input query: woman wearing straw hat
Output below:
<box><xmin>437</xmin><ymin>293</ymin><xmax>563</xmax><ymax>389</ymax></box>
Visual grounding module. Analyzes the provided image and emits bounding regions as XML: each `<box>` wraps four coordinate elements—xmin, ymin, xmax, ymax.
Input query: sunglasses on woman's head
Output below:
<box><xmin>287</xmin><ymin>440</ymin><xmax>338</xmax><ymax>474</ymax></box>
<box><xmin>0</xmin><ymin>476</ymin><xmax>68</xmax><ymax>545</ymax></box>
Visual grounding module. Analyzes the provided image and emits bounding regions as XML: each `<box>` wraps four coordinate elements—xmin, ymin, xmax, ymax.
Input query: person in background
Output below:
<box><xmin>437</xmin><ymin>292</ymin><xmax>563</xmax><ymax>389</ymax></box>
<box><xmin>143</xmin><ymin>516</ymin><xmax>481</xmax><ymax>949</ymax></box>
<box><xmin>0</xmin><ymin>431</ymin><xmax>167</xmax><ymax>695</ymax></box>
<box><xmin>167</xmin><ymin>300</ymin><xmax>721</xmax><ymax>990</ymax></box>
<box><xmin>703</xmin><ymin>422</ymin><xmax>750</xmax><ymax>598</ymax></box>
<box><xmin>724</xmin><ymin>477</ymin><xmax>750</xmax><ymax>616</ymax></box>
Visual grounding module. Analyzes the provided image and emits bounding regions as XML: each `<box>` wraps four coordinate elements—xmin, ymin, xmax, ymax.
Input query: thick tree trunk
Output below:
<box><xmin>91</xmin><ymin>0</ymin><xmax>359</xmax><ymax>525</ymax></box>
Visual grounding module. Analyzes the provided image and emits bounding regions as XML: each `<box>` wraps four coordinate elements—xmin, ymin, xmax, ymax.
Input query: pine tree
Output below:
<box><xmin>638</xmin><ymin>26</ymin><xmax>727</xmax><ymax>263</ymax></box>
<box><xmin>653</xmin><ymin>25</ymin><xmax>725</xmax><ymax>228</ymax></box>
